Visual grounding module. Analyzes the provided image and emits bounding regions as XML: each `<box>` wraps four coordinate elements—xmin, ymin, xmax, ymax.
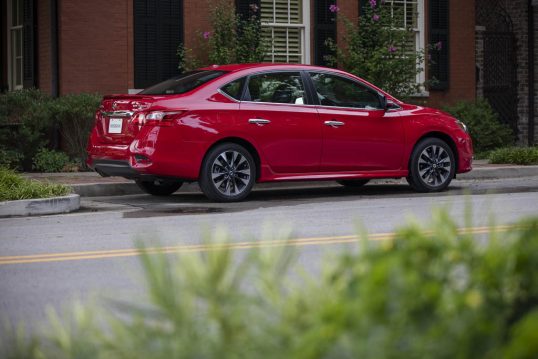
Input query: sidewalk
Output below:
<box><xmin>22</xmin><ymin>160</ymin><xmax>538</xmax><ymax>197</ymax></box>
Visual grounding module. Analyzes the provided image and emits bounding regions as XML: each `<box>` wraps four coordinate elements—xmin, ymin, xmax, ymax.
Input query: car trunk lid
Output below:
<box><xmin>95</xmin><ymin>95</ymin><xmax>156</xmax><ymax>144</ymax></box>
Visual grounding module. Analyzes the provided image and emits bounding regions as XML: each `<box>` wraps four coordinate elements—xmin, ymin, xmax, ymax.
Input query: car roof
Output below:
<box><xmin>200</xmin><ymin>63</ymin><xmax>344</xmax><ymax>73</ymax></box>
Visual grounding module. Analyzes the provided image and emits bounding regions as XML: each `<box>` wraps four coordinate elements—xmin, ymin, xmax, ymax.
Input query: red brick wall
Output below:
<box><xmin>427</xmin><ymin>0</ymin><xmax>476</xmax><ymax>107</ymax></box>
<box><xmin>184</xmin><ymin>0</ymin><xmax>212</xmax><ymax>64</ymax></box>
<box><xmin>37</xmin><ymin>0</ymin><xmax>52</xmax><ymax>94</ymax></box>
<box><xmin>58</xmin><ymin>0</ymin><xmax>132</xmax><ymax>95</ymax></box>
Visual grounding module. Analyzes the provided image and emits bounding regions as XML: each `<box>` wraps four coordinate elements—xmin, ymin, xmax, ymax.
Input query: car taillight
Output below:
<box><xmin>133</xmin><ymin>111</ymin><xmax>185</xmax><ymax>127</ymax></box>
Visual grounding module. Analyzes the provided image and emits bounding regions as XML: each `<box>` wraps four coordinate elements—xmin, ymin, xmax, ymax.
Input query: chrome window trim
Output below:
<box><xmin>217</xmin><ymin>88</ymin><xmax>241</xmax><ymax>103</ymax></box>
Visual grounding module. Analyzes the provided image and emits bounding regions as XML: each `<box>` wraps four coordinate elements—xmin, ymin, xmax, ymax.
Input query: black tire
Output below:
<box><xmin>337</xmin><ymin>179</ymin><xmax>370</xmax><ymax>187</ymax></box>
<box><xmin>407</xmin><ymin>137</ymin><xmax>456</xmax><ymax>192</ymax></box>
<box><xmin>135</xmin><ymin>179</ymin><xmax>183</xmax><ymax>196</ymax></box>
<box><xmin>199</xmin><ymin>143</ymin><xmax>256</xmax><ymax>202</ymax></box>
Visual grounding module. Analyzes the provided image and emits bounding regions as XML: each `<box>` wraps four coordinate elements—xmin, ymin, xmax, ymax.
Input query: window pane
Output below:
<box><xmin>310</xmin><ymin>73</ymin><xmax>382</xmax><ymax>109</ymax></box>
<box><xmin>15</xmin><ymin>29</ymin><xmax>22</xmax><ymax>57</ymax></box>
<box><xmin>16</xmin><ymin>58</ymin><xmax>22</xmax><ymax>87</ymax></box>
<box><xmin>221</xmin><ymin>78</ymin><xmax>245</xmax><ymax>100</ymax></box>
<box><xmin>247</xmin><ymin>72</ymin><xmax>305</xmax><ymax>104</ymax></box>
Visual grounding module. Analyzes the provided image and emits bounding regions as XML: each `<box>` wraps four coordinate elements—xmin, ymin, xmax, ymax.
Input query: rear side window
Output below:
<box><xmin>140</xmin><ymin>70</ymin><xmax>227</xmax><ymax>95</ymax></box>
<box><xmin>246</xmin><ymin>72</ymin><xmax>306</xmax><ymax>105</ymax></box>
<box><xmin>220</xmin><ymin>78</ymin><xmax>246</xmax><ymax>100</ymax></box>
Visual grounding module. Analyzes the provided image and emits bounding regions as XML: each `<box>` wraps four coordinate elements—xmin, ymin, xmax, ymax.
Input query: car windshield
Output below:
<box><xmin>139</xmin><ymin>70</ymin><xmax>227</xmax><ymax>95</ymax></box>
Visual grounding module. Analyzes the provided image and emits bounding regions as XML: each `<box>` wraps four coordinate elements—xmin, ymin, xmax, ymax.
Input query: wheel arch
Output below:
<box><xmin>410</xmin><ymin>132</ymin><xmax>459</xmax><ymax>173</ymax></box>
<box><xmin>201</xmin><ymin>137</ymin><xmax>262</xmax><ymax>180</ymax></box>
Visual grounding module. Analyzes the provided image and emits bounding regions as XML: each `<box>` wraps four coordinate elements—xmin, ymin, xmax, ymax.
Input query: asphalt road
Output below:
<box><xmin>1</xmin><ymin>176</ymin><xmax>538</xmax><ymax>335</ymax></box>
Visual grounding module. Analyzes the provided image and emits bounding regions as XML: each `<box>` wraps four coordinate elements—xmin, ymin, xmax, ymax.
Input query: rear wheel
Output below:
<box><xmin>407</xmin><ymin>137</ymin><xmax>455</xmax><ymax>192</ymax></box>
<box><xmin>337</xmin><ymin>179</ymin><xmax>370</xmax><ymax>187</ymax></box>
<box><xmin>135</xmin><ymin>179</ymin><xmax>183</xmax><ymax>196</ymax></box>
<box><xmin>199</xmin><ymin>143</ymin><xmax>256</xmax><ymax>202</ymax></box>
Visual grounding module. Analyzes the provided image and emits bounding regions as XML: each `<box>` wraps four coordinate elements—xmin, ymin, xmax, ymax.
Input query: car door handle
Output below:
<box><xmin>324</xmin><ymin>120</ymin><xmax>345</xmax><ymax>128</ymax></box>
<box><xmin>248</xmin><ymin>118</ymin><xmax>271</xmax><ymax>126</ymax></box>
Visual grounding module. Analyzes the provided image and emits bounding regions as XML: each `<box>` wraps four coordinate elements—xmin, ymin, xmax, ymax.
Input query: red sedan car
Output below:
<box><xmin>87</xmin><ymin>64</ymin><xmax>473</xmax><ymax>202</ymax></box>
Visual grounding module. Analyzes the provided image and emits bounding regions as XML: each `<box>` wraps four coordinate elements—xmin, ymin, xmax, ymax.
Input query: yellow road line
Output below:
<box><xmin>0</xmin><ymin>224</ymin><xmax>519</xmax><ymax>266</ymax></box>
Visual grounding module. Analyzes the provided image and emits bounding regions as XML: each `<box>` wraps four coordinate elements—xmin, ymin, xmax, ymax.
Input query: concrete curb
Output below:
<box><xmin>69</xmin><ymin>166</ymin><xmax>538</xmax><ymax>197</ymax></box>
<box><xmin>458</xmin><ymin>165</ymin><xmax>538</xmax><ymax>180</ymax></box>
<box><xmin>72</xmin><ymin>183</ymin><xmax>141</xmax><ymax>197</ymax></box>
<box><xmin>0</xmin><ymin>194</ymin><xmax>80</xmax><ymax>217</ymax></box>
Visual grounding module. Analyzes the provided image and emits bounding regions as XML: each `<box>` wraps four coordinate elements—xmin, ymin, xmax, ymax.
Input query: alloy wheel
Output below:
<box><xmin>417</xmin><ymin>145</ymin><xmax>452</xmax><ymax>187</ymax></box>
<box><xmin>211</xmin><ymin>150</ymin><xmax>252</xmax><ymax>196</ymax></box>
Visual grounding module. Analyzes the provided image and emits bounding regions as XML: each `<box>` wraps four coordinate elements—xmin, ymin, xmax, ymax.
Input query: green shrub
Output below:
<box><xmin>0</xmin><ymin>167</ymin><xmax>69</xmax><ymax>201</ymax></box>
<box><xmin>0</xmin><ymin>90</ymin><xmax>101</xmax><ymax>170</ymax></box>
<box><xmin>326</xmin><ymin>2</ymin><xmax>428</xmax><ymax>98</ymax></box>
<box><xmin>0</xmin><ymin>149</ymin><xmax>23</xmax><ymax>170</ymax></box>
<box><xmin>51</xmin><ymin>93</ymin><xmax>101</xmax><ymax>168</ymax></box>
<box><xmin>185</xmin><ymin>0</ymin><xmax>267</xmax><ymax>68</ymax></box>
<box><xmin>32</xmin><ymin>148</ymin><xmax>71</xmax><ymax>173</ymax></box>
<box><xmin>3</xmin><ymin>210</ymin><xmax>538</xmax><ymax>358</ymax></box>
<box><xmin>488</xmin><ymin>146</ymin><xmax>538</xmax><ymax>165</ymax></box>
<box><xmin>0</xmin><ymin>89</ymin><xmax>54</xmax><ymax>170</ymax></box>
<box><xmin>443</xmin><ymin>99</ymin><xmax>514</xmax><ymax>153</ymax></box>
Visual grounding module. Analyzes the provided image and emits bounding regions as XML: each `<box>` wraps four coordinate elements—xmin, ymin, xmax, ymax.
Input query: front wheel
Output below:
<box><xmin>135</xmin><ymin>179</ymin><xmax>183</xmax><ymax>196</ymax></box>
<box><xmin>407</xmin><ymin>137</ymin><xmax>456</xmax><ymax>192</ymax></box>
<box><xmin>199</xmin><ymin>143</ymin><xmax>256</xmax><ymax>202</ymax></box>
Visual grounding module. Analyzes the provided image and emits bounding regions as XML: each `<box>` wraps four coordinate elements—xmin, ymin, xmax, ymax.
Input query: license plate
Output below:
<box><xmin>108</xmin><ymin>118</ymin><xmax>123</xmax><ymax>134</ymax></box>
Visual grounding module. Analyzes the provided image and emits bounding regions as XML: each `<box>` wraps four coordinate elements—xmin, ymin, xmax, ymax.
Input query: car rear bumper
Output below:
<box><xmin>92</xmin><ymin>160</ymin><xmax>139</xmax><ymax>179</ymax></box>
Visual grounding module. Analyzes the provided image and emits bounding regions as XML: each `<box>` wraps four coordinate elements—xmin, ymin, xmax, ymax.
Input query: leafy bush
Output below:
<box><xmin>443</xmin><ymin>99</ymin><xmax>514</xmax><ymax>153</ymax></box>
<box><xmin>326</xmin><ymin>2</ymin><xmax>429</xmax><ymax>98</ymax></box>
<box><xmin>3</xmin><ymin>210</ymin><xmax>538</xmax><ymax>358</ymax></box>
<box><xmin>32</xmin><ymin>148</ymin><xmax>72</xmax><ymax>173</ymax></box>
<box><xmin>51</xmin><ymin>93</ymin><xmax>101</xmax><ymax>168</ymax></box>
<box><xmin>0</xmin><ymin>90</ymin><xmax>100</xmax><ymax>171</ymax></box>
<box><xmin>0</xmin><ymin>167</ymin><xmax>69</xmax><ymax>201</ymax></box>
<box><xmin>0</xmin><ymin>89</ymin><xmax>54</xmax><ymax>170</ymax></box>
<box><xmin>184</xmin><ymin>0</ymin><xmax>267</xmax><ymax>68</ymax></box>
<box><xmin>488</xmin><ymin>146</ymin><xmax>538</xmax><ymax>165</ymax></box>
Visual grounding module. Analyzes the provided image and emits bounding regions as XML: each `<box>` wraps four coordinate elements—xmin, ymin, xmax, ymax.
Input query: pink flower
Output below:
<box><xmin>249</xmin><ymin>3</ymin><xmax>259</xmax><ymax>12</ymax></box>
<box><xmin>372</xmin><ymin>14</ymin><xmax>380</xmax><ymax>21</ymax></box>
<box><xmin>369</xmin><ymin>0</ymin><xmax>376</xmax><ymax>8</ymax></box>
<box><xmin>203</xmin><ymin>31</ymin><xmax>211</xmax><ymax>40</ymax></box>
<box><xmin>388</xmin><ymin>45</ymin><xmax>397</xmax><ymax>53</ymax></box>
<box><xmin>329</xmin><ymin>4</ymin><xmax>340</xmax><ymax>13</ymax></box>
<box><xmin>435</xmin><ymin>41</ymin><xmax>443</xmax><ymax>50</ymax></box>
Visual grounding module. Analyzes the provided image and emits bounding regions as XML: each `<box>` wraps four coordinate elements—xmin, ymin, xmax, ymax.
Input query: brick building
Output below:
<box><xmin>1</xmin><ymin>0</ymin><xmax>536</xmax><ymax>144</ymax></box>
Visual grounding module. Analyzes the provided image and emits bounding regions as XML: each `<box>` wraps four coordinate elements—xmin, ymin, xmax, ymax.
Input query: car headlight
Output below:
<box><xmin>456</xmin><ymin>119</ymin><xmax>468</xmax><ymax>133</ymax></box>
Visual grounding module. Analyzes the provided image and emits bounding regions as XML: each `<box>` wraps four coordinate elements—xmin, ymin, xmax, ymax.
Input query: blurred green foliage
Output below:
<box><xmin>443</xmin><ymin>99</ymin><xmax>515</xmax><ymax>153</ymax></box>
<box><xmin>2</xmin><ymin>210</ymin><xmax>538</xmax><ymax>358</ymax></box>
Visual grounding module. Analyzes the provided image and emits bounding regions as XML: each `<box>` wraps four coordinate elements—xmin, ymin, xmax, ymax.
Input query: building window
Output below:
<box><xmin>8</xmin><ymin>0</ymin><xmax>23</xmax><ymax>90</ymax></box>
<box><xmin>386</xmin><ymin>0</ymin><xmax>426</xmax><ymax>87</ymax></box>
<box><xmin>360</xmin><ymin>0</ymin><xmax>426</xmax><ymax>88</ymax></box>
<box><xmin>260</xmin><ymin>0</ymin><xmax>310</xmax><ymax>64</ymax></box>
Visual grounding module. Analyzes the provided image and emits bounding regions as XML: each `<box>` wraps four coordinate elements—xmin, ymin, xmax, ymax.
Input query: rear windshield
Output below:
<box><xmin>139</xmin><ymin>70</ymin><xmax>227</xmax><ymax>95</ymax></box>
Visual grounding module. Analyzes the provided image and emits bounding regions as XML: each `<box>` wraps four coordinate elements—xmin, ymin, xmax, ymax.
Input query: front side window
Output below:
<box><xmin>139</xmin><ymin>71</ymin><xmax>226</xmax><ymax>95</ymax></box>
<box><xmin>246</xmin><ymin>72</ymin><xmax>305</xmax><ymax>104</ymax></box>
<box><xmin>310</xmin><ymin>72</ymin><xmax>382</xmax><ymax>109</ymax></box>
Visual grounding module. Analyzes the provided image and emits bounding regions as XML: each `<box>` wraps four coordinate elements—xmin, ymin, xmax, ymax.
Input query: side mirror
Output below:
<box><xmin>378</xmin><ymin>93</ymin><xmax>388</xmax><ymax>111</ymax></box>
